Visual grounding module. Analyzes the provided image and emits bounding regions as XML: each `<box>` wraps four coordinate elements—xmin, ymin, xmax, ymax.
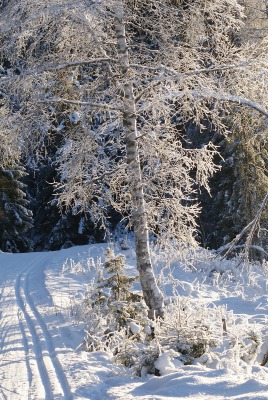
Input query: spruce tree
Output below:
<box><xmin>198</xmin><ymin>119</ymin><xmax>268</xmax><ymax>255</ymax></box>
<box><xmin>0</xmin><ymin>166</ymin><xmax>33</xmax><ymax>252</ymax></box>
<box><xmin>198</xmin><ymin>0</ymin><xmax>268</xmax><ymax>256</ymax></box>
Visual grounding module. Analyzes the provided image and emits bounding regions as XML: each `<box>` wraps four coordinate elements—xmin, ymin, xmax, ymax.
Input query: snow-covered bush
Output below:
<box><xmin>112</xmin><ymin>297</ymin><xmax>223</xmax><ymax>376</ymax></box>
<box><xmin>62</xmin><ymin>247</ymin><xmax>268</xmax><ymax>377</ymax></box>
<box><xmin>155</xmin><ymin>298</ymin><xmax>221</xmax><ymax>360</ymax></box>
<box><xmin>83</xmin><ymin>290</ymin><xmax>226</xmax><ymax>376</ymax></box>
<box><xmin>82</xmin><ymin>250</ymin><xmax>223</xmax><ymax>376</ymax></box>
<box><xmin>61</xmin><ymin>254</ymin><xmax>99</xmax><ymax>275</ymax></box>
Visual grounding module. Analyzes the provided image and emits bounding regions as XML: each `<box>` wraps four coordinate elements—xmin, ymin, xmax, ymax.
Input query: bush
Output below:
<box><xmin>79</xmin><ymin>248</ymin><xmax>268</xmax><ymax>377</ymax></box>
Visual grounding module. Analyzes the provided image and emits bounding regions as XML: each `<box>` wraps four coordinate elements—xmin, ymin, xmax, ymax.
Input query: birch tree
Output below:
<box><xmin>1</xmin><ymin>0</ymin><xmax>268</xmax><ymax>317</ymax></box>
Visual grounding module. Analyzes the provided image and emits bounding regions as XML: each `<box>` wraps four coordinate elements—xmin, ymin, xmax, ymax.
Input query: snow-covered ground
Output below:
<box><xmin>0</xmin><ymin>243</ymin><xmax>268</xmax><ymax>399</ymax></box>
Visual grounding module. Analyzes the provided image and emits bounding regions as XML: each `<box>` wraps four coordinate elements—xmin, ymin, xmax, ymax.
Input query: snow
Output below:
<box><xmin>0</xmin><ymin>243</ymin><xmax>268</xmax><ymax>399</ymax></box>
<box><xmin>154</xmin><ymin>351</ymin><xmax>183</xmax><ymax>375</ymax></box>
<box><xmin>69</xmin><ymin>112</ymin><xmax>80</xmax><ymax>123</ymax></box>
<box><xmin>129</xmin><ymin>322</ymin><xmax>141</xmax><ymax>335</ymax></box>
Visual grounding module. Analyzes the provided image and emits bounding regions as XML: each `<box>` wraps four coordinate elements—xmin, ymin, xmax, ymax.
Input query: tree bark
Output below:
<box><xmin>114</xmin><ymin>2</ymin><xmax>164</xmax><ymax>319</ymax></box>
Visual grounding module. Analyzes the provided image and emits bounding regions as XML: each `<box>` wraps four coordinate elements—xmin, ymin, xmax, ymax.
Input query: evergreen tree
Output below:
<box><xmin>197</xmin><ymin>0</ymin><xmax>268</xmax><ymax>256</ymax></box>
<box><xmin>25</xmin><ymin>153</ymin><xmax>102</xmax><ymax>251</ymax></box>
<box><xmin>0</xmin><ymin>56</ymin><xmax>33</xmax><ymax>252</ymax></box>
<box><xmin>0</xmin><ymin>166</ymin><xmax>33</xmax><ymax>252</ymax></box>
<box><xmin>103</xmin><ymin>247</ymin><xmax>138</xmax><ymax>302</ymax></box>
<box><xmin>199</xmin><ymin>112</ymin><xmax>268</xmax><ymax>256</ymax></box>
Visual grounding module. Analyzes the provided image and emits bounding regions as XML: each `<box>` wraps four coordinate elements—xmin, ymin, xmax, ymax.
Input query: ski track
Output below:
<box><xmin>0</xmin><ymin>258</ymin><xmax>39</xmax><ymax>400</ymax></box>
<box><xmin>17</xmin><ymin>310</ymin><xmax>33</xmax><ymax>391</ymax></box>
<box><xmin>0</xmin><ymin>254</ymin><xmax>73</xmax><ymax>400</ymax></box>
<box><xmin>24</xmin><ymin>269</ymin><xmax>73</xmax><ymax>399</ymax></box>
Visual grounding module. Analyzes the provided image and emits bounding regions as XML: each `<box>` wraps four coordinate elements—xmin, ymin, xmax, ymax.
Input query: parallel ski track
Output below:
<box><xmin>15</xmin><ymin>258</ymin><xmax>73</xmax><ymax>400</ymax></box>
<box><xmin>0</xmin><ymin>280</ymin><xmax>19</xmax><ymax>356</ymax></box>
<box><xmin>0</xmin><ymin>267</ymin><xmax>35</xmax><ymax>400</ymax></box>
<box><xmin>0</xmin><ymin>283</ymin><xmax>13</xmax><ymax>351</ymax></box>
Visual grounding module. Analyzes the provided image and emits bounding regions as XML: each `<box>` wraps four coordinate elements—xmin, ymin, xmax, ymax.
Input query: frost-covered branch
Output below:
<box><xmin>69</xmin><ymin>10</ymin><xmax>115</xmax><ymax>77</ymax></box>
<box><xmin>39</xmin><ymin>98</ymin><xmax>122</xmax><ymax>111</ymax></box>
<box><xmin>191</xmin><ymin>90</ymin><xmax>268</xmax><ymax>118</ymax></box>
<box><xmin>166</xmin><ymin>89</ymin><xmax>268</xmax><ymax>118</ymax></box>
<box><xmin>134</xmin><ymin>61</ymin><xmax>257</xmax><ymax>102</ymax></box>
<box><xmin>1</xmin><ymin>0</ymin><xmax>268</xmax><ymax>312</ymax></box>
<box><xmin>34</xmin><ymin>58</ymin><xmax>115</xmax><ymax>72</ymax></box>
<box><xmin>218</xmin><ymin>193</ymin><xmax>268</xmax><ymax>260</ymax></box>
<box><xmin>134</xmin><ymin>61</ymin><xmax>250</xmax><ymax>77</ymax></box>
<box><xmin>91</xmin><ymin>165</ymin><xmax>124</xmax><ymax>184</ymax></box>
<box><xmin>0</xmin><ymin>58</ymin><xmax>114</xmax><ymax>83</ymax></box>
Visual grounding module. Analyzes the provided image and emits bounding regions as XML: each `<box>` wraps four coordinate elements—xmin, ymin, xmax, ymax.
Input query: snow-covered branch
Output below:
<box><xmin>0</xmin><ymin>58</ymin><xmax>114</xmax><ymax>83</ymax></box>
<box><xmin>39</xmin><ymin>98</ymin><xmax>122</xmax><ymax>111</ymax></box>
<box><xmin>132</xmin><ymin>61</ymin><xmax>250</xmax><ymax>76</ymax></box>
<box><xmin>166</xmin><ymin>89</ymin><xmax>268</xmax><ymax>118</ymax></box>
<box><xmin>191</xmin><ymin>90</ymin><xmax>268</xmax><ymax>118</ymax></box>
<box><xmin>36</xmin><ymin>58</ymin><xmax>115</xmax><ymax>72</ymax></box>
<box><xmin>218</xmin><ymin>193</ymin><xmax>268</xmax><ymax>260</ymax></box>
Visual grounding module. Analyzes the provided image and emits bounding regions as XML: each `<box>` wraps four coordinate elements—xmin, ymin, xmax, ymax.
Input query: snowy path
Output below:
<box><xmin>0</xmin><ymin>252</ymin><xmax>73</xmax><ymax>400</ymax></box>
<box><xmin>1</xmin><ymin>246</ymin><xmax>268</xmax><ymax>400</ymax></box>
<box><xmin>0</xmin><ymin>246</ymin><xmax>124</xmax><ymax>400</ymax></box>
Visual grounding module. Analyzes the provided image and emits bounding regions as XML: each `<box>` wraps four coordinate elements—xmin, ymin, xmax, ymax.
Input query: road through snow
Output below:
<box><xmin>0</xmin><ymin>251</ymin><xmax>73</xmax><ymax>400</ymax></box>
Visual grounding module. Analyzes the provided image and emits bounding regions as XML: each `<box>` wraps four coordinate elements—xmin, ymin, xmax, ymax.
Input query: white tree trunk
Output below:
<box><xmin>114</xmin><ymin>3</ymin><xmax>164</xmax><ymax>319</ymax></box>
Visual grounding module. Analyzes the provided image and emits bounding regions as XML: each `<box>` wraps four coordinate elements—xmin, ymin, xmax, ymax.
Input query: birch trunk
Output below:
<box><xmin>114</xmin><ymin>3</ymin><xmax>164</xmax><ymax>319</ymax></box>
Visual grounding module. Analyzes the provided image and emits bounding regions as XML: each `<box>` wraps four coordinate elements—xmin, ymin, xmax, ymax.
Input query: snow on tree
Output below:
<box><xmin>202</xmin><ymin>110</ymin><xmax>268</xmax><ymax>254</ymax></box>
<box><xmin>197</xmin><ymin>1</ymin><xmax>268</xmax><ymax>255</ymax></box>
<box><xmin>0</xmin><ymin>79</ymin><xmax>33</xmax><ymax>252</ymax></box>
<box><xmin>0</xmin><ymin>166</ymin><xmax>33</xmax><ymax>252</ymax></box>
<box><xmin>0</xmin><ymin>0</ymin><xmax>268</xmax><ymax>317</ymax></box>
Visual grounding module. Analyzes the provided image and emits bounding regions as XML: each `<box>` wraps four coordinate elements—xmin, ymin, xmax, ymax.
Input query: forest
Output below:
<box><xmin>0</xmin><ymin>1</ymin><xmax>268</xmax><ymax>303</ymax></box>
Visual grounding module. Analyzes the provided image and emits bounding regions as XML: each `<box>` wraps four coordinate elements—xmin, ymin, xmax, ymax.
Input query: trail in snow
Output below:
<box><xmin>0</xmin><ymin>252</ymin><xmax>73</xmax><ymax>400</ymax></box>
<box><xmin>22</xmin><ymin>268</ymin><xmax>72</xmax><ymax>399</ymax></box>
<box><xmin>1</xmin><ymin>245</ymin><xmax>268</xmax><ymax>400</ymax></box>
<box><xmin>0</xmin><ymin>254</ymin><xmax>42</xmax><ymax>399</ymax></box>
<box><xmin>16</xmin><ymin>270</ymin><xmax>54</xmax><ymax>399</ymax></box>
